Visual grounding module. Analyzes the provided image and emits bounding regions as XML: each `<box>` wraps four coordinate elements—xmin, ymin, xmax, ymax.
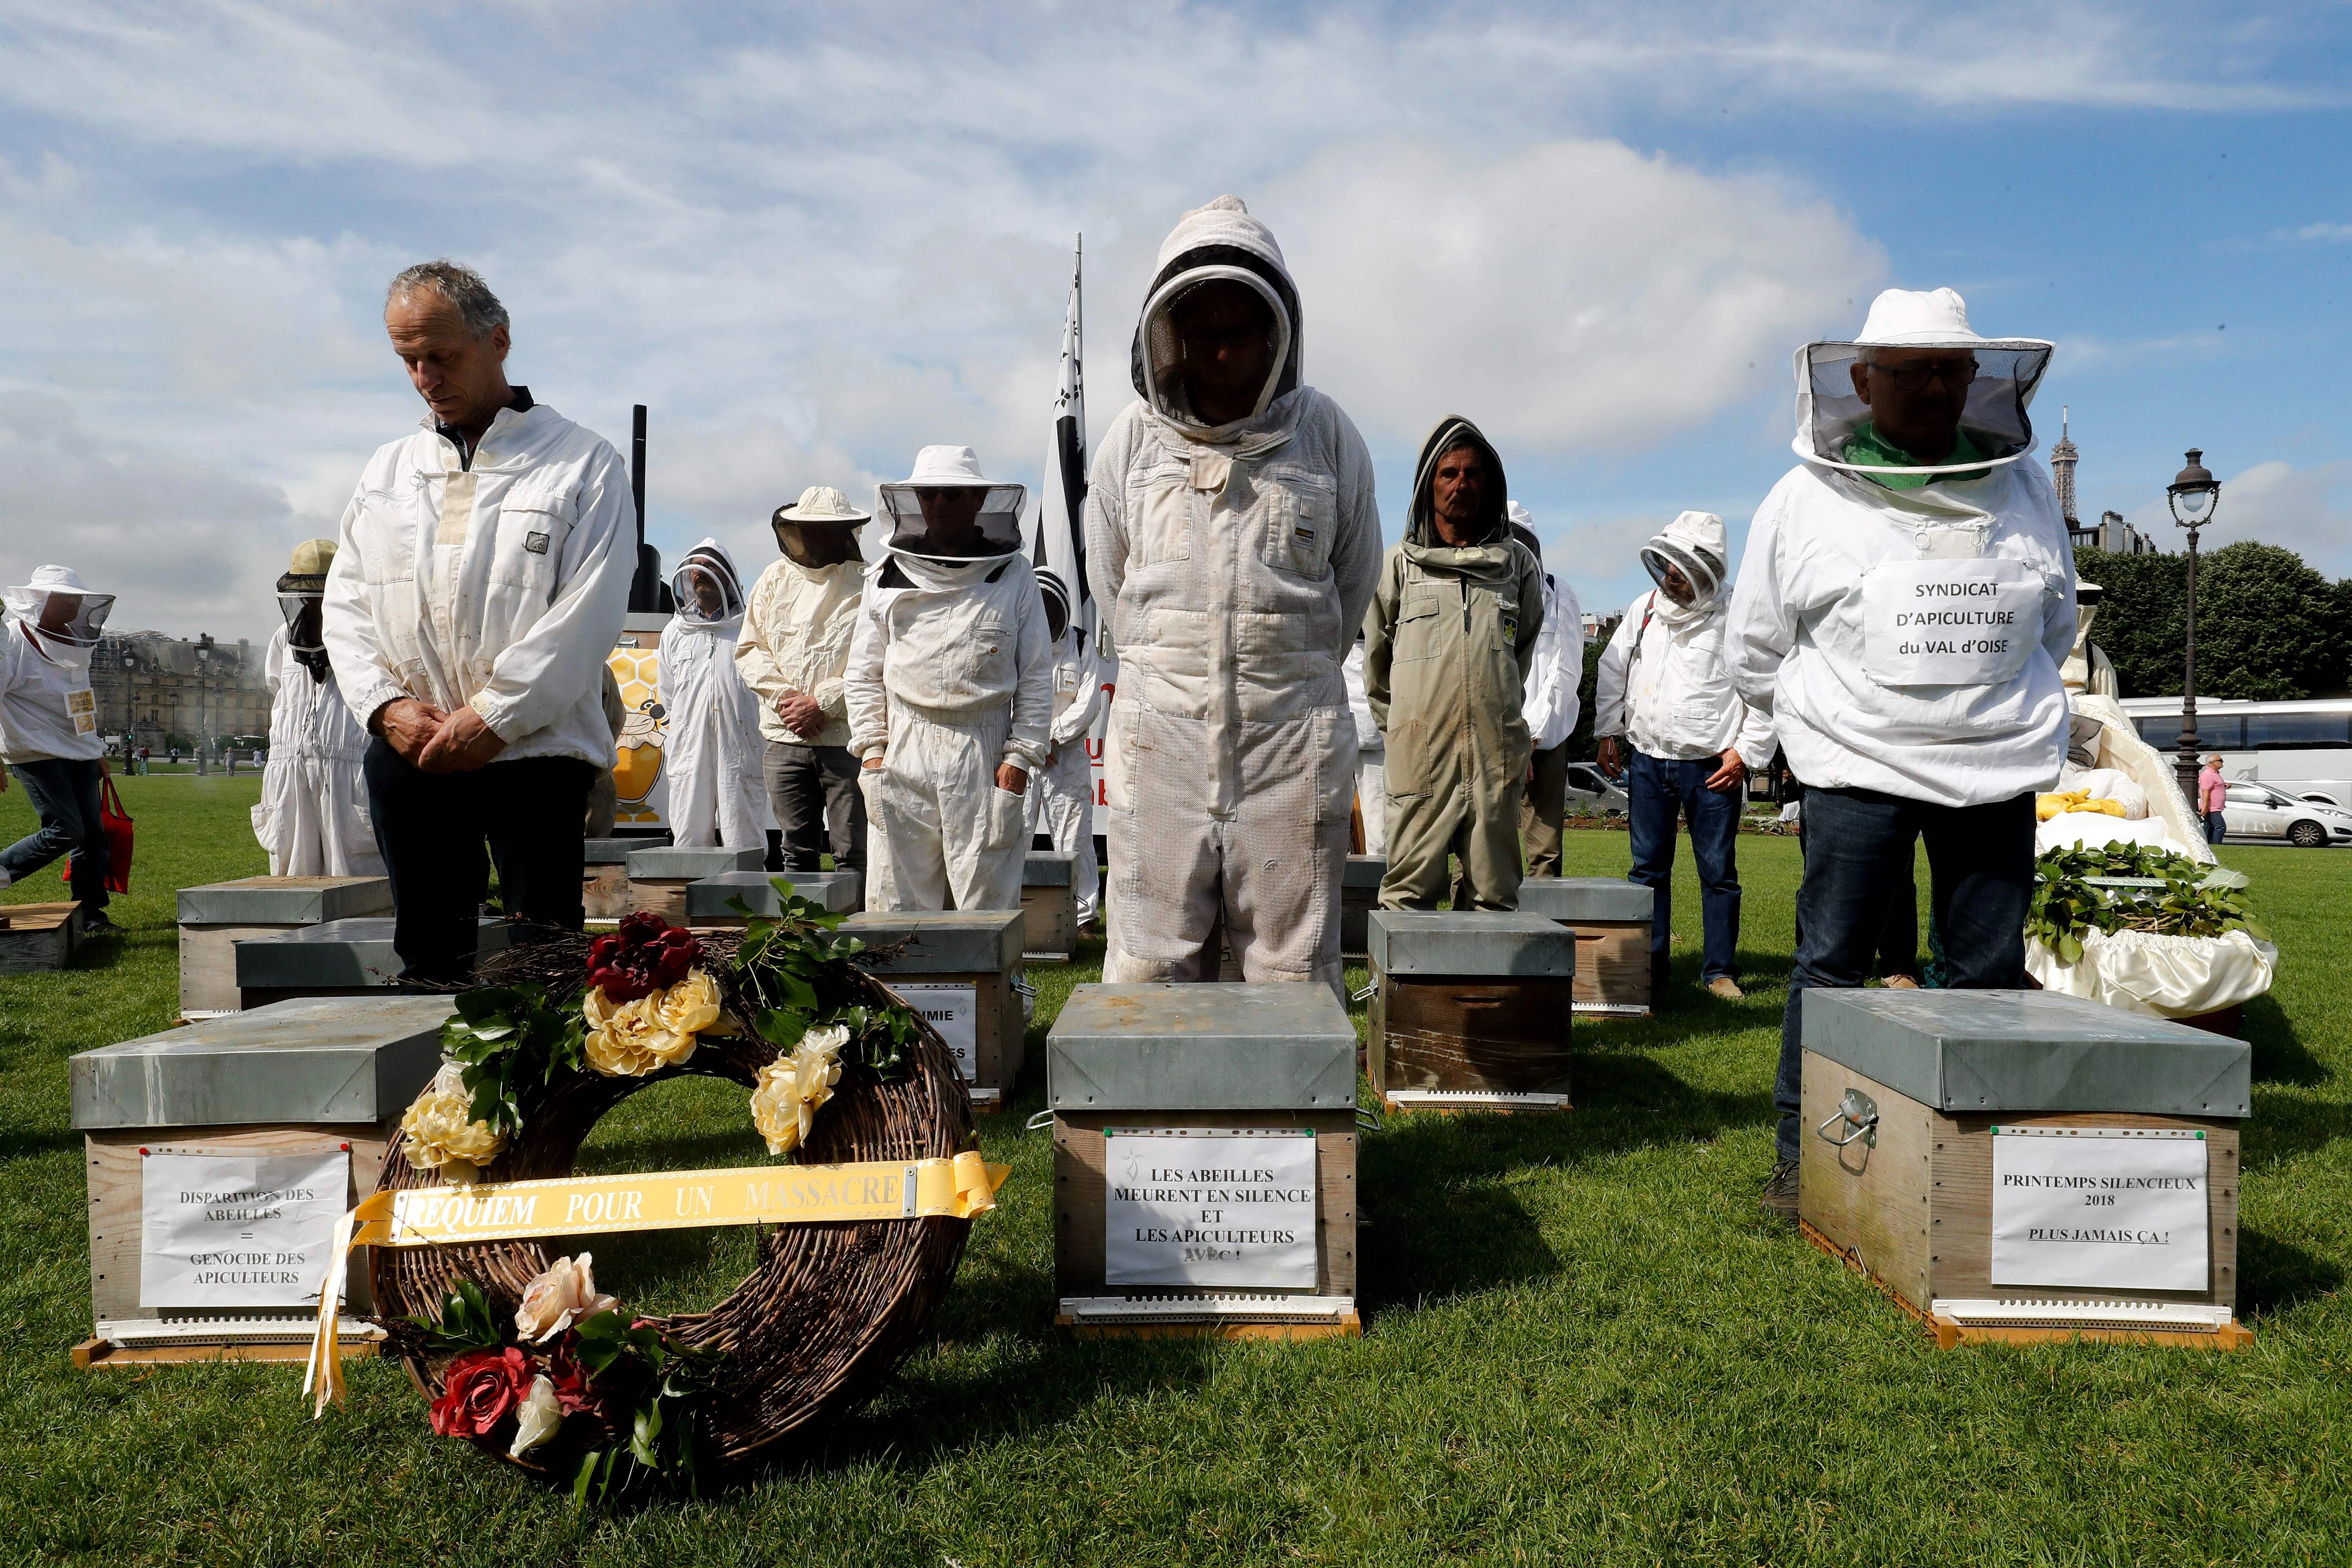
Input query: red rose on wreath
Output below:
<box><xmin>586</xmin><ymin>915</ymin><xmax>704</xmax><ymax>1001</ymax></box>
<box><xmin>548</xmin><ymin>1338</ymin><xmax>611</xmax><ymax>1421</ymax></box>
<box><xmin>430</xmin><ymin>1346</ymin><xmax>533</xmax><ymax>1439</ymax></box>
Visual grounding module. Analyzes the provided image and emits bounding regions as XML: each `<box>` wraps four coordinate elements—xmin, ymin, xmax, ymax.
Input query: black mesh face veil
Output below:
<box><xmin>876</xmin><ymin>483</ymin><xmax>1027</xmax><ymax>559</ymax></box>
<box><xmin>1795</xmin><ymin>340</ymin><xmax>2052</xmax><ymax>476</ymax></box>
<box><xmin>9</xmin><ymin>589</ymin><xmax>113</xmax><ymax>646</ymax></box>
<box><xmin>771</xmin><ymin>512</ymin><xmax>862</xmax><ymax>569</ymax></box>
<box><xmin>1129</xmin><ymin>241</ymin><xmax>1302</xmax><ymax>432</ymax></box>
<box><xmin>670</xmin><ymin>551</ymin><xmax>745</xmax><ymax>624</ymax></box>
<box><xmin>1038</xmin><ymin>571</ymin><xmax>1072</xmax><ymax>643</ymax></box>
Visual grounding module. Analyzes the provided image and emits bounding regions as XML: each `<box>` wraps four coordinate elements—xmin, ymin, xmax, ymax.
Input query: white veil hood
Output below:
<box><xmin>1793</xmin><ymin>288</ymin><xmax>2053</xmax><ymax>479</ymax></box>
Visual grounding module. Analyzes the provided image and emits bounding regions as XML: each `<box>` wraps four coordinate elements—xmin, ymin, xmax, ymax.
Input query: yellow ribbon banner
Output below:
<box><xmin>305</xmin><ymin>1151</ymin><xmax>1007</xmax><ymax>1415</ymax></box>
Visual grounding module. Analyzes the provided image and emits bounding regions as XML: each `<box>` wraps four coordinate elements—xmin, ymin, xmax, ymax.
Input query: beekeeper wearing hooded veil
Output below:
<box><xmin>0</xmin><ymin>565</ymin><xmax>119</xmax><ymax>930</ymax></box>
<box><xmin>846</xmin><ymin>446</ymin><xmax>1054</xmax><ymax>913</ymax></box>
<box><xmin>659</xmin><ymin>540</ymin><xmax>769</xmax><ymax>849</ymax></box>
<box><xmin>1364</xmin><ymin>418</ymin><xmax>1544</xmax><ymax>911</ymax></box>
<box><xmin>1085</xmin><ymin>195</ymin><xmax>1383</xmax><ymax>991</ymax></box>
<box><xmin>254</xmin><ymin>540</ymin><xmax>383</xmax><ymax>876</ymax></box>
<box><xmin>1029</xmin><ymin>570</ymin><xmax>1107</xmax><ymax>924</ymax></box>
<box><xmin>1730</xmin><ymin>287</ymin><xmax>2074</xmax><ymax>1225</ymax></box>
<box><xmin>1595</xmin><ymin>511</ymin><xmax>1773</xmax><ymax>1002</ymax></box>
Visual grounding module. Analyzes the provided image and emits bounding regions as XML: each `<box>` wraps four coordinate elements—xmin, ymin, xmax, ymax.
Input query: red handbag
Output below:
<box><xmin>60</xmin><ymin>772</ymin><xmax>135</xmax><ymax>894</ymax></box>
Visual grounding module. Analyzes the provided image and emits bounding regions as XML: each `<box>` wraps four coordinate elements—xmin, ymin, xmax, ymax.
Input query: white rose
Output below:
<box><xmin>513</xmin><ymin>1252</ymin><xmax>619</xmax><ymax>1343</ymax></box>
<box><xmin>748</xmin><ymin>1027</ymin><xmax>847</xmax><ymax>1157</ymax></box>
<box><xmin>508</xmin><ymin>1374</ymin><xmax>562</xmax><ymax>1459</ymax></box>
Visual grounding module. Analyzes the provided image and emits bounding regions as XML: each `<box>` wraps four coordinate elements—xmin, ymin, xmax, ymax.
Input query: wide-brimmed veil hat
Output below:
<box><xmin>776</xmin><ymin>484</ymin><xmax>870</xmax><ymax>525</ymax></box>
<box><xmin>4</xmin><ymin>563</ymin><xmax>113</xmax><ymax>646</ymax></box>
<box><xmin>877</xmin><ymin>446</ymin><xmax>1026</xmax><ymax>559</ymax></box>
<box><xmin>1793</xmin><ymin>287</ymin><xmax>2053</xmax><ymax>478</ymax></box>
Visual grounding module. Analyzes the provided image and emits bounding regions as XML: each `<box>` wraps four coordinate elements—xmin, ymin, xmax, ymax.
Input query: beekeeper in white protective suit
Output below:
<box><xmin>1085</xmin><ymin>195</ymin><xmax>1383</xmax><ymax>992</ymax></box>
<box><xmin>1343</xmin><ymin>630</ymin><xmax>1384</xmax><ymax>855</ymax></box>
<box><xmin>846</xmin><ymin>446</ymin><xmax>1054</xmax><ymax>913</ymax></box>
<box><xmin>1594</xmin><ymin>511</ymin><xmax>1773</xmax><ymax>1001</ymax></box>
<box><xmin>1511</xmin><ymin>502</ymin><xmax>1584</xmax><ymax>879</ymax></box>
<box><xmin>1029</xmin><ymin>570</ymin><xmax>1107</xmax><ymax>924</ymax></box>
<box><xmin>658</xmin><ymin>540</ymin><xmax>770</xmax><ymax>849</ymax></box>
<box><xmin>0</xmin><ymin>565</ymin><xmax>120</xmax><ymax>930</ymax></box>
<box><xmin>254</xmin><ymin>540</ymin><xmax>384</xmax><ymax>877</ymax></box>
<box><xmin>1728</xmin><ymin>286</ymin><xmax>2074</xmax><ymax>1225</ymax></box>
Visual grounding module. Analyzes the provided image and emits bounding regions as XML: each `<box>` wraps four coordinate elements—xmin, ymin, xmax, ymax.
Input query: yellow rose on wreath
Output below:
<box><xmin>653</xmin><ymin>969</ymin><xmax>723</xmax><ymax>1038</ymax></box>
<box><xmin>582</xmin><ymin>973</ymin><xmax>710</xmax><ymax>1077</ymax></box>
<box><xmin>750</xmin><ymin>1024</ymin><xmax>848</xmax><ymax>1157</ymax></box>
<box><xmin>400</xmin><ymin>1063</ymin><xmax>508</xmax><ymax>1185</ymax></box>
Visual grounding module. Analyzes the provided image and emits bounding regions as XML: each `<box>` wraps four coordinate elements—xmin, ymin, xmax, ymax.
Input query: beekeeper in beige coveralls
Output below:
<box><xmin>1085</xmin><ymin>195</ymin><xmax>1383</xmax><ymax>993</ymax></box>
<box><xmin>1362</xmin><ymin>416</ymin><xmax>1545</xmax><ymax>910</ymax></box>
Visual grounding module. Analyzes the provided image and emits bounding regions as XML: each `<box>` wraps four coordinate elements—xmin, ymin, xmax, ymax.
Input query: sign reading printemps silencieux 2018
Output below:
<box><xmin>141</xmin><ymin>1151</ymin><xmax>349</xmax><ymax>1309</ymax></box>
<box><xmin>1991</xmin><ymin>1127</ymin><xmax>2210</xmax><ymax>1292</ymax></box>
<box><xmin>1103</xmin><ymin>1129</ymin><xmax>1317</xmax><ymax>1289</ymax></box>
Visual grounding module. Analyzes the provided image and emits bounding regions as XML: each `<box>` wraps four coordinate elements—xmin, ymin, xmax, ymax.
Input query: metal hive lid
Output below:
<box><xmin>1514</xmin><ymin>876</ymin><xmax>1655</xmax><ymax>924</ymax></box>
<box><xmin>1048</xmin><ymin>983</ymin><xmax>1357</xmax><ymax>1110</ymax></box>
<box><xmin>1366</xmin><ymin>910</ymin><xmax>1576</xmax><ymax>978</ymax></box>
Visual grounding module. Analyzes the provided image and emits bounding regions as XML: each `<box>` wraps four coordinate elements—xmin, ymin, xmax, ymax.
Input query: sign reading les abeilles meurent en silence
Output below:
<box><xmin>1102</xmin><ymin>1130</ymin><xmax>1318</xmax><ymax>1290</ymax></box>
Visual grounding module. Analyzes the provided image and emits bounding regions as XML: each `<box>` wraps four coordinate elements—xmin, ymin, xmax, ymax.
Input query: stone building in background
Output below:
<box><xmin>2051</xmin><ymin>409</ymin><xmax>2160</xmax><ymax>558</ymax></box>
<box><xmin>88</xmin><ymin>631</ymin><xmax>270</xmax><ymax>752</ymax></box>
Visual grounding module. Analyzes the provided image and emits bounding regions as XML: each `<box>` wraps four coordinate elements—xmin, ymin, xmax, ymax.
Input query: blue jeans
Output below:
<box><xmin>3</xmin><ymin>757</ymin><xmax>109</xmax><ymax>911</ymax></box>
<box><xmin>1773</xmin><ymin>787</ymin><xmax>2033</xmax><ymax>1161</ymax></box>
<box><xmin>2205</xmin><ymin>810</ymin><xmax>2227</xmax><ymax>845</ymax></box>
<box><xmin>1626</xmin><ymin>750</ymin><xmax>1742</xmax><ymax>985</ymax></box>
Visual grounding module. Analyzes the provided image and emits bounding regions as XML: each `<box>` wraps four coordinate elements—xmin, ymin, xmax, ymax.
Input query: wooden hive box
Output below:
<box><xmin>0</xmin><ymin>901</ymin><xmax>83</xmax><ymax>975</ymax></box>
<box><xmin>1048</xmin><ymin>982</ymin><xmax>1360</xmax><ymax>1338</ymax></box>
<box><xmin>1340</xmin><ymin>856</ymin><xmax>1384</xmax><ymax>959</ymax></box>
<box><xmin>1367</xmin><ymin>910</ymin><xmax>1575</xmax><ymax>1112</ymax></box>
<box><xmin>683</xmin><ymin>870</ymin><xmax>861</xmax><ymax>929</ymax></box>
<box><xmin>1800</xmin><ymin>988</ymin><xmax>2254</xmax><ymax>1348</ymax></box>
<box><xmin>840</xmin><ymin>910</ymin><xmax>1025</xmax><ymax>1110</ymax></box>
<box><xmin>177</xmin><ymin>876</ymin><xmax>393</xmax><ymax>1018</ymax></box>
<box><xmin>67</xmin><ymin>995</ymin><xmax>453</xmax><ymax>1367</ymax></box>
<box><xmin>584</xmin><ymin>835</ymin><xmax>666</xmax><ymax>921</ymax></box>
<box><xmin>1516</xmin><ymin>876</ymin><xmax>1654</xmax><ymax>1018</ymax></box>
<box><xmin>235</xmin><ymin>916</ymin><xmax>509</xmax><ymax>1009</ymax></box>
<box><xmin>625</xmin><ymin>844</ymin><xmax>763</xmax><ymax>924</ymax></box>
<box><xmin>1021</xmin><ymin>852</ymin><xmax>1077</xmax><ymax>961</ymax></box>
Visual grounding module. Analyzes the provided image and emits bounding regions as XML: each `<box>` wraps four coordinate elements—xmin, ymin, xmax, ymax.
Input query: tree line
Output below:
<box><xmin>2077</xmin><ymin>542</ymin><xmax>2352</xmax><ymax>701</ymax></box>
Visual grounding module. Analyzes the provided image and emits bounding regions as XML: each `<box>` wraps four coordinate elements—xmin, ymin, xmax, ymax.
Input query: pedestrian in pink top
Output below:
<box><xmin>2198</xmin><ymin>754</ymin><xmax>2228</xmax><ymax>845</ymax></box>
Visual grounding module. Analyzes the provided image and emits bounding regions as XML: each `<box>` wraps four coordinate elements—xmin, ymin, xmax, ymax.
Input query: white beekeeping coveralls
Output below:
<box><xmin>254</xmin><ymin>540</ymin><xmax>383</xmax><ymax>876</ymax></box>
<box><xmin>0</xmin><ymin>565</ymin><xmax>113</xmax><ymax>764</ymax></box>
<box><xmin>1342</xmin><ymin>635</ymin><xmax>1384</xmax><ymax>856</ymax></box>
<box><xmin>1727</xmin><ymin>288</ymin><xmax>2075</xmax><ymax>807</ymax></box>
<box><xmin>1084</xmin><ymin>195</ymin><xmax>1383</xmax><ymax>992</ymax></box>
<box><xmin>659</xmin><ymin>539</ymin><xmax>771</xmax><ymax>849</ymax></box>
<box><xmin>1026</xmin><ymin>571</ymin><xmax>1107</xmax><ymax>923</ymax></box>
<box><xmin>1512</xmin><ymin>502</ymin><xmax>1584</xmax><ymax>754</ymax></box>
<box><xmin>1594</xmin><ymin>512</ymin><xmax>1773</xmax><ymax>766</ymax></box>
<box><xmin>846</xmin><ymin>447</ymin><xmax>1054</xmax><ymax>913</ymax></box>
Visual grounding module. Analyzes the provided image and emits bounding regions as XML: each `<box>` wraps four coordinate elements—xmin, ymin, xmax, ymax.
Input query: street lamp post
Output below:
<box><xmin>195</xmin><ymin>638</ymin><xmax>213</xmax><ymax>777</ymax></box>
<box><xmin>2168</xmin><ymin>449</ymin><xmax>2221</xmax><ymax>809</ymax></box>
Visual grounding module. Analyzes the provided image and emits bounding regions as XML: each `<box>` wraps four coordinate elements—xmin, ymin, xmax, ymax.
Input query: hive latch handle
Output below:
<box><xmin>1815</xmin><ymin>1087</ymin><xmax>1878</xmax><ymax>1150</ymax></box>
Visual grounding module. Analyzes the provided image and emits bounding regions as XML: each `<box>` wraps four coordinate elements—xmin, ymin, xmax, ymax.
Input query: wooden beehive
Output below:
<box><xmin>235</xmin><ymin>916</ymin><xmax>509</xmax><ymax>1008</ymax></box>
<box><xmin>841</xmin><ymin>910</ymin><xmax>1026</xmax><ymax>1110</ymax></box>
<box><xmin>1800</xmin><ymin>988</ymin><xmax>2252</xmax><ymax>1348</ymax></box>
<box><xmin>625</xmin><ymin>844</ymin><xmax>765</xmax><ymax>924</ymax></box>
<box><xmin>0</xmin><ymin>901</ymin><xmax>83</xmax><ymax>975</ymax></box>
<box><xmin>67</xmin><ymin>995</ymin><xmax>451</xmax><ymax>1367</ymax></box>
<box><xmin>1515</xmin><ymin>876</ymin><xmax>1654</xmax><ymax>1018</ymax></box>
<box><xmin>1021</xmin><ymin>852</ymin><xmax>1077</xmax><ymax>961</ymax></box>
<box><xmin>176</xmin><ymin>876</ymin><xmax>392</xmax><ymax>1017</ymax></box>
<box><xmin>1048</xmin><ymin>983</ymin><xmax>1359</xmax><ymax>1338</ymax></box>
<box><xmin>683</xmin><ymin>870</ymin><xmax>861</xmax><ymax>929</ymax></box>
<box><xmin>583</xmin><ymin>836</ymin><xmax>665</xmax><ymax>921</ymax></box>
<box><xmin>1367</xmin><ymin>910</ymin><xmax>1575</xmax><ymax>1112</ymax></box>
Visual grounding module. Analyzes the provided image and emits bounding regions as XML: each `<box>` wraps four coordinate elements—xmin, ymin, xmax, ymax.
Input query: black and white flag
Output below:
<box><xmin>1032</xmin><ymin>236</ymin><xmax>1088</xmax><ymax>634</ymax></box>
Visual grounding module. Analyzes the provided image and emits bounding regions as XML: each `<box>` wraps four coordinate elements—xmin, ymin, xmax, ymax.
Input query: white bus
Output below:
<box><xmin>2119</xmin><ymin>696</ymin><xmax>2352</xmax><ymax>811</ymax></box>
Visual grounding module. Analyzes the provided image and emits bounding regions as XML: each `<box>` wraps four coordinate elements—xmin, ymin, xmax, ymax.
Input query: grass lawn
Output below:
<box><xmin>3</xmin><ymin>777</ymin><xmax>2350</xmax><ymax>1566</ymax></box>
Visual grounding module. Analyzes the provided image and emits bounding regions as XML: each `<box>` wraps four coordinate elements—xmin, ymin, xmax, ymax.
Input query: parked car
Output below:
<box><xmin>2222</xmin><ymin>780</ymin><xmax>2352</xmax><ymax>846</ymax></box>
<box><xmin>1565</xmin><ymin>762</ymin><xmax>1629</xmax><ymax>816</ymax></box>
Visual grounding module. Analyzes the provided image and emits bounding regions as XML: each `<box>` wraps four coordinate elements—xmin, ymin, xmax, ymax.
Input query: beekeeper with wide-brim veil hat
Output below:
<box><xmin>1730</xmin><ymin>287</ymin><xmax>2076</xmax><ymax>1226</ymax></box>
<box><xmin>1085</xmin><ymin>195</ymin><xmax>1384</xmax><ymax>995</ymax></box>
<box><xmin>845</xmin><ymin>445</ymin><xmax>1054</xmax><ymax>913</ymax></box>
<box><xmin>659</xmin><ymin>539</ymin><xmax>771</xmax><ymax>850</ymax></box>
<box><xmin>0</xmin><ymin>564</ymin><xmax>121</xmax><ymax>928</ymax></box>
<box><xmin>255</xmin><ymin>540</ymin><xmax>384</xmax><ymax>877</ymax></box>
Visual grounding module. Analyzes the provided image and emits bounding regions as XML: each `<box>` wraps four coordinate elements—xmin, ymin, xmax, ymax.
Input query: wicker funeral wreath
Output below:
<box><xmin>369</xmin><ymin>897</ymin><xmax>977</xmax><ymax>1496</ymax></box>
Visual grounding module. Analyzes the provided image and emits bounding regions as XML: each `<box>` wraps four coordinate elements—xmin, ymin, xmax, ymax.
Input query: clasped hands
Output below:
<box><xmin>376</xmin><ymin>698</ymin><xmax>508</xmax><ymax>773</ymax></box>
<box><xmin>860</xmin><ymin>753</ymin><xmax>1029</xmax><ymax>795</ymax></box>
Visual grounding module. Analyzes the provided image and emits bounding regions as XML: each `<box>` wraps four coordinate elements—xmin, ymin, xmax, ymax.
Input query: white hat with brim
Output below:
<box><xmin>776</xmin><ymin>484</ymin><xmax>870</xmax><ymax>524</ymax></box>
<box><xmin>898</xmin><ymin>445</ymin><xmax>998</xmax><ymax>486</ymax></box>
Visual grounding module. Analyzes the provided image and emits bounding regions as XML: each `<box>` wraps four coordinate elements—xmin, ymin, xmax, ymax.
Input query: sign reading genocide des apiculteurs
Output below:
<box><xmin>1103</xmin><ymin>1129</ymin><xmax>1318</xmax><ymax>1289</ymax></box>
<box><xmin>140</xmin><ymin>1151</ymin><xmax>349</xmax><ymax>1309</ymax></box>
<box><xmin>1990</xmin><ymin>1127</ymin><xmax>2210</xmax><ymax>1292</ymax></box>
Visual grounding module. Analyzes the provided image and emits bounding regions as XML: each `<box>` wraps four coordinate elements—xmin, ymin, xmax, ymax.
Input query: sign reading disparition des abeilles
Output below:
<box><xmin>1991</xmin><ymin>1128</ymin><xmax>2210</xmax><ymax>1292</ymax></box>
<box><xmin>1103</xmin><ymin>1129</ymin><xmax>1318</xmax><ymax>1289</ymax></box>
<box><xmin>140</xmin><ymin>1150</ymin><xmax>349</xmax><ymax>1310</ymax></box>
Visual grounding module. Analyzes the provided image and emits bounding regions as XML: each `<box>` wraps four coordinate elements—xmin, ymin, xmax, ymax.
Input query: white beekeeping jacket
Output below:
<box><xmin>1519</xmin><ymin>570</ymin><xmax>1584</xmax><ymax>752</ymax></box>
<box><xmin>1342</xmin><ymin>640</ymin><xmax>1383</xmax><ymax>758</ymax></box>
<box><xmin>1593</xmin><ymin>589</ymin><xmax>1773</xmax><ymax>767</ymax></box>
<box><xmin>842</xmin><ymin>551</ymin><xmax>1054</xmax><ymax>769</ymax></box>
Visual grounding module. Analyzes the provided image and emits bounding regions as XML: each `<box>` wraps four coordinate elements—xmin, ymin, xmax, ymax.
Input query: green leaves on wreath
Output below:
<box><xmin>402</xmin><ymin>1280</ymin><xmax>505</xmax><ymax>1355</ymax></box>
<box><xmin>2028</xmin><ymin>839</ymin><xmax>2265</xmax><ymax>954</ymax></box>
<box><xmin>440</xmin><ymin>984</ymin><xmax>586</xmax><ymax>1138</ymax></box>
<box><xmin>566</xmin><ymin>1308</ymin><xmax>725</xmax><ymax>1504</ymax></box>
<box><xmin>728</xmin><ymin>878</ymin><xmax>915</xmax><ymax>1081</ymax></box>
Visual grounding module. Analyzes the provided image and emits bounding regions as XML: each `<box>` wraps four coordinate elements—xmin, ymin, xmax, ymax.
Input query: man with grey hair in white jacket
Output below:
<box><xmin>325</xmin><ymin>260</ymin><xmax>634</xmax><ymax>983</ymax></box>
<box><xmin>1595</xmin><ymin>510</ymin><xmax>1773</xmax><ymax>1004</ymax></box>
<box><xmin>1729</xmin><ymin>287</ymin><xmax>2073</xmax><ymax>1226</ymax></box>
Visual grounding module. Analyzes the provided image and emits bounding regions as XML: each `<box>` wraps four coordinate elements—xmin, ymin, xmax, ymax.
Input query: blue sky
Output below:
<box><xmin>0</xmin><ymin>1</ymin><xmax>2346</xmax><ymax>641</ymax></box>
